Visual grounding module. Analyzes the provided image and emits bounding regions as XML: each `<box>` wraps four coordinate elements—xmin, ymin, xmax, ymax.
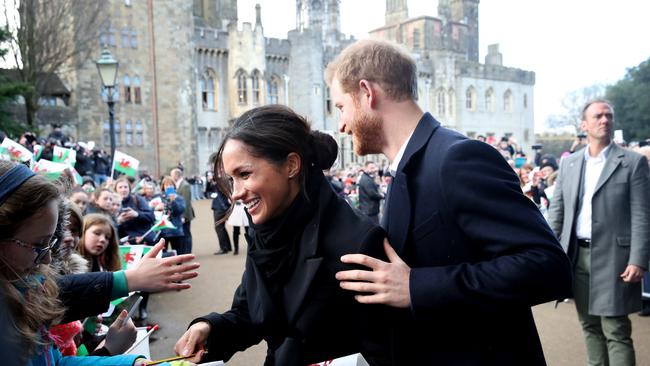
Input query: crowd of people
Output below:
<box><xmin>1</xmin><ymin>38</ymin><xmax>648</xmax><ymax>366</ymax></box>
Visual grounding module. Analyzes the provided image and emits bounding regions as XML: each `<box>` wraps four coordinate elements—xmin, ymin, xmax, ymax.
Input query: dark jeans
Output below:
<box><xmin>213</xmin><ymin>211</ymin><xmax>231</xmax><ymax>252</ymax></box>
<box><xmin>182</xmin><ymin>221</ymin><xmax>192</xmax><ymax>254</ymax></box>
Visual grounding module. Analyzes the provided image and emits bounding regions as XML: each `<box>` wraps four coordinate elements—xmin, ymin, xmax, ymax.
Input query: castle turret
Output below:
<box><xmin>439</xmin><ymin>0</ymin><xmax>479</xmax><ymax>62</ymax></box>
<box><xmin>385</xmin><ymin>0</ymin><xmax>408</xmax><ymax>25</ymax></box>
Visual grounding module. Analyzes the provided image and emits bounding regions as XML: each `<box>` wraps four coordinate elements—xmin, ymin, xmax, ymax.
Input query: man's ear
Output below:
<box><xmin>358</xmin><ymin>79</ymin><xmax>377</xmax><ymax>108</ymax></box>
<box><xmin>286</xmin><ymin>152</ymin><xmax>301</xmax><ymax>178</ymax></box>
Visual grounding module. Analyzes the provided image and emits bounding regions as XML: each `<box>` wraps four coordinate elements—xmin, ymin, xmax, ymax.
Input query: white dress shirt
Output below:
<box><xmin>575</xmin><ymin>144</ymin><xmax>611</xmax><ymax>240</ymax></box>
<box><xmin>389</xmin><ymin>131</ymin><xmax>414</xmax><ymax>177</ymax></box>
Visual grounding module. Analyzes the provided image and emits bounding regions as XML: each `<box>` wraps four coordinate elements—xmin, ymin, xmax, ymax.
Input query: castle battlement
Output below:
<box><xmin>457</xmin><ymin>61</ymin><xmax>536</xmax><ymax>85</ymax></box>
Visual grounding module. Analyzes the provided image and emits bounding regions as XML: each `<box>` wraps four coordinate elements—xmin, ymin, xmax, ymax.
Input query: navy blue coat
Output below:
<box><xmin>381</xmin><ymin>113</ymin><xmax>572</xmax><ymax>365</ymax></box>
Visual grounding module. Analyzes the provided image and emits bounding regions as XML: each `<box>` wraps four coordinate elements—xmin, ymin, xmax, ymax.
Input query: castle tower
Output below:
<box><xmin>385</xmin><ymin>0</ymin><xmax>408</xmax><ymax>25</ymax></box>
<box><xmin>439</xmin><ymin>0</ymin><xmax>479</xmax><ymax>62</ymax></box>
<box><xmin>194</xmin><ymin>0</ymin><xmax>237</xmax><ymax>30</ymax></box>
<box><xmin>296</xmin><ymin>0</ymin><xmax>341</xmax><ymax>47</ymax></box>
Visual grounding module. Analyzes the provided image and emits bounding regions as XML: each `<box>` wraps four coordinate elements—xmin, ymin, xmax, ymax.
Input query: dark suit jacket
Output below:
<box><xmin>358</xmin><ymin>172</ymin><xmax>382</xmax><ymax>216</ymax></box>
<box><xmin>382</xmin><ymin>113</ymin><xmax>572</xmax><ymax>365</ymax></box>
<box><xmin>193</xmin><ymin>173</ymin><xmax>387</xmax><ymax>365</ymax></box>
<box><xmin>177</xmin><ymin>179</ymin><xmax>195</xmax><ymax>222</ymax></box>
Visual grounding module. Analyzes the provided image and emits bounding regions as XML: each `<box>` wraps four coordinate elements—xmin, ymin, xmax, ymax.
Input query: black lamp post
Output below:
<box><xmin>95</xmin><ymin>48</ymin><xmax>119</xmax><ymax>160</ymax></box>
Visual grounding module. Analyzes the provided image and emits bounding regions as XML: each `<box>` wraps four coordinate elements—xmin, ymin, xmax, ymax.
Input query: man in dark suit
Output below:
<box><xmin>211</xmin><ymin>188</ymin><xmax>232</xmax><ymax>255</ymax></box>
<box><xmin>327</xmin><ymin>39</ymin><xmax>573</xmax><ymax>365</ymax></box>
<box><xmin>357</xmin><ymin>161</ymin><xmax>383</xmax><ymax>224</ymax></box>
<box><xmin>172</xmin><ymin>168</ymin><xmax>195</xmax><ymax>254</ymax></box>
<box><xmin>548</xmin><ymin>99</ymin><xmax>650</xmax><ymax>365</ymax></box>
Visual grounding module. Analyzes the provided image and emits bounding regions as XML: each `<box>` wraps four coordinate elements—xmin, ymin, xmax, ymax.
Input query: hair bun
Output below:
<box><xmin>309</xmin><ymin>131</ymin><xmax>338</xmax><ymax>170</ymax></box>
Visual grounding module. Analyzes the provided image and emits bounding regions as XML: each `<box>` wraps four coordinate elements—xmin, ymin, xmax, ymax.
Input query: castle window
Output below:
<box><xmin>465</xmin><ymin>86</ymin><xmax>476</xmax><ymax>111</ymax></box>
<box><xmin>201</xmin><ymin>71</ymin><xmax>216</xmax><ymax>110</ymax></box>
<box><xmin>523</xmin><ymin>93</ymin><xmax>528</xmax><ymax>108</ymax></box>
<box><xmin>326</xmin><ymin>87</ymin><xmax>332</xmax><ymax>115</ymax></box>
<box><xmin>121</xmin><ymin>28</ymin><xmax>130</xmax><ymax>47</ymax></box>
<box><xmin>103</xmin><ymin>119</ymin><xmax>123</xmax><ymax>146</ymax></box>
<box><xmin>135</xmin><ymin>121</ymin><xmax>144</xmax><ymax>146</ymax></box>
<box><xmin>108</xmin><ymin>26</ymin><xmax>116</xmax><ymax>47</ymax></box>
<box><xmin>123</xmin><ymin>75</ymin><xmax>131</xmax><ymax>103</ymax></box>
<box><xmin>267</xmin><ymin>77</ymin><xmax>279</xmax><ymax>104</ymax></box>
<box><xmin>448</xmin><ymin>88</ymin><xmax>455</xmax><ymax>117</ymax></box>
<box><xmin>485</xmin><ymin>88</ymin><xmax>495</xmax><ymax>112</ymax></box>
<box><xmin>133</xmin><ymin>75</ymin><xmax>141</xmax><ymax>104</ymax></box>
<box><xmin>413</xmin><ymin>29</ymin><xmax>421</xmax><ymax>50</ymax></box>
<box><xmin>251</xmin><ymin>70</ymin><xmax>261</xmax><ymax>105</ymax></box>
<box><xmin>115</xmin><ymin>120</ymin><xmax>122</xmax><ymax>146</ymax></box>
<box><xmin>125</xmin><ymin>120</ymin><xmax>133</xmax><ymax>146</ymax></box>
<box><xmin>504</xmin><ymin>90</ymin><xmax>513</xmax><ymax>113</ymax></box>
<box><xmin>236</xmin><ymin>70</ymin><xmax>248</xmax><ymax>105</ymax></box>
<box><xmin>130</xmin><ymin>30</ymin><xmax>137</xmax><ymax>48</ymax></box>
<box><xmin>436</xmin><ymin>88</ymin><xmax>446</xmax><ymax>116</ymax></box>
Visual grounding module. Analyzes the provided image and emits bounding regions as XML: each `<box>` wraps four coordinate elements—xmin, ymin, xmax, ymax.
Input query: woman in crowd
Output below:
<box><xmin>86</xmin><ymin>187</ymin><xmax>114</xmax><ymax>217</ymax></box>
<box><xmin>0</xmin><ymin>160</ymin><xmax>149</xmax><ymax>365</ymax></box>
<box><xmin>68</xmin><ymin>187</ymin><xmax>89</xmax><ymax>214</ymax></box>
<box><xmin>174</xmin><ymin>105</ymin><xmax>387</xmax><ymax>365</ymax></box>
<box><xmin>113</xmin><ymin>177</ymin><xmax>155</xmax><ymax>243</ymax></box>
<box><xmin>158</xmin><ymin>176</ymin><xmax>186</xmax><ymax>253</ymax></box>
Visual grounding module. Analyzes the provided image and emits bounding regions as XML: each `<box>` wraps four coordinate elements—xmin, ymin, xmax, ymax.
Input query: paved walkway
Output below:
<box><xmin>148</xmin><ymin>199</ymin><xmax>650</xmax><ymax>365</ymax></box>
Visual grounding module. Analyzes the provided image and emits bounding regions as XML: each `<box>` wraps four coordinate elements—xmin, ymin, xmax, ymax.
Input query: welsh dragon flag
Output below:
<box><xmin>32</xmin><ymin>159</ymin><xmax>69</xmax><ymax>180</ymax></box>
<box><xmin>151</xmin><ymin>215</ymin><xmax>176</xmax><ymax>232</ymax></box>
<box><xmin>52</xmin><ymin>146</ymin><xmax>77</xmax><ymax>165</ymax></box>
<box><xmin>0</xmin><ymin>138</ymin><xmax>33</xmax><ymax>162</ymax></box>
<box><xmin>112</xmin><ymin>150</ymin><xmax>139</xmax><ymax>177</ymax></box>
<box><xmin>33</xmin><ymin>144</ymin><xmax>43</xmax><ymax>161</ymax></box>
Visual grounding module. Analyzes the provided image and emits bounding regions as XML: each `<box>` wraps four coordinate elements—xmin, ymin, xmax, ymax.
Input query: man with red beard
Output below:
<box><xmin>327</xmin><ymin>39</ymin><xmax>572</xmax><ymax>366</ymax></box>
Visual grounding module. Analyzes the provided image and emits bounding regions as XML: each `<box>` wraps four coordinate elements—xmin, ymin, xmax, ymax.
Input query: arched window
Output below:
<box><xmin>485</xmin><ymin>88</ymin><xmax>495</xmax><ymax>112</ymax></box>
<box><xmin>251</xmin><ymin>70</ymin><xmax>261</xmax><ymax>105</ymax></box>
<box><xmin>236</xmin><ymin>70</ymin><xmax>248</xmax><ymax>105</ymax></box>
<box><xmin>201</xmin><ymin>71</ymin><xmax>217</xmax><ymax>110</ymax></box>
<box><xmin>448</xmin><ymin>88</ymin><xmax>455</xmax><ymax>117</ymax></box>
<box><xmin>125</xmin><ymin>120</ymin><xmax>133</xmax><ymax>146</ymax></box>
<box><xmin>465</xmin><ymin>86</ymin><xmax>476</xmax><ymax>111</ymax></box>
<box><xmin>504</xmin><ymin>89</ymin><xmax>513</xmax><ymax>113</ymax></box>
<box><xmin>108</xmin><ymin>26</ymin><xmax>116</xmax><ymax>47</ymax></box>
<box><xmin>121</xmin><ymin>27</ymin><xmax>130</xmax><ymax>47</ymax></box>
<box><xmin>133</xmin><ymin>75</ymin><xmax>141</xmax><ymax>104</ymax></box>
<box><xmin>326</xmin><ymin>87</ymin><xmax>332</xmax><ymax>114</ymax></box>
<box><xmin>413</xmin><ymin>29</ymin><xmax>421</xmax><ymax>50</ymax></box>
<box><xmin>135</xmin><ymin>121</ymin><xmax>144</xmax><ymax>146</ymax></box>
<box><xmin>130</xmin><ymin>30</ymin><xmax>137</xmax><ymax>48</ymax></box>
<box><xmin>123</xmin><ymin>75</ymin><xmax>131</xmax><ymax>103</ymax></box>
<box><xmin>436</xmin><ymin>88</ymin><xmax>446</xmax><ymax>116</ymax></box>
<box><xmin>267</xmin><ymin>76</ymin><xmax>279</xmax><ymax>104</ymax></box>
<box><xmin>105</xmin><ymin>120</ymin><xmax>122</xmax><ymax>147</ymax></box>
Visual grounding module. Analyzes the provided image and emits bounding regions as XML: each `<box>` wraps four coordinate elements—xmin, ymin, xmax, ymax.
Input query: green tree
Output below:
<box><xmin>1</xmin><ymin>0</ymin><xmax>105</xmax><ymax>127</ymax></box>
<box><xmin>606</xmin><ymin>57</ymin><xmax>650</xmax><ymax>142</ymax></box>
<box><xmin>0</xmin><ymin>26</ymin><xmax>31</xmax><ymax>136</ymax></box>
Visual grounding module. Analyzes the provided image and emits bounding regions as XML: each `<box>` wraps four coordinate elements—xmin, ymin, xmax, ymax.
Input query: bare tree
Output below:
<box><xmin>560</xmin><ymin>84</ymin><xmax>607</xmax><ymax>130</ymax></box>
<box><xmin>2</xmin><ymin>0</ymin><xmax>107</xmax><ymax>127</ymax></box>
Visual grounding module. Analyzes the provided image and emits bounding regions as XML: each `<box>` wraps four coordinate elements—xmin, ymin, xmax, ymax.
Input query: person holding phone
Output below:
<box><xmin>113</xmin><ymin>177</ymin><xmax>155</xmax><ymax>244</ymax></box>
<box><xmin>159</xmin><ymin>176</ymin><xmax>186</xmax><ymax>254</ymax></box>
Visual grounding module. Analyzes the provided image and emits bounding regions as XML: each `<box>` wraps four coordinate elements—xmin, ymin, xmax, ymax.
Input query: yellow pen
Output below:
<box><xmin>144</xmin><ymin>352</ymin><xmax>199</xmax><ymax>365</ymax></box>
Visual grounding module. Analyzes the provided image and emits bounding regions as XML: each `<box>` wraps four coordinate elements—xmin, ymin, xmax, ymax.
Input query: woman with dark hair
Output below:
<box><xmin>174</xmin><ymin>105</ymin><xmax>387</xmax><ymax>365</ymax></box>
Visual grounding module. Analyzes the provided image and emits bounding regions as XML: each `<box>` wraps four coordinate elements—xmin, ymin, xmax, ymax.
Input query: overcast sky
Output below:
<box><xmin>239</xmin><ymin>0</ymin><xmax>650</xmax><ymax>132</ymax></box>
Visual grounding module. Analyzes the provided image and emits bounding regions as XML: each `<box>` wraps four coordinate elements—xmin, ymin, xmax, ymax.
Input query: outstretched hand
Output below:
<box><xmin>103</xmin><ymin>309</ymin><xmax>137</xmax><ymax>355</ymax></box>
<box><xmin>124</xmin><ymin>238</ymin><xmax>200</xmax><ymax>293</ymax></box>
<box><xmin>335</xmin><ymin>239</ymin><xmax>411</xmax><ymax>308</ymax></box>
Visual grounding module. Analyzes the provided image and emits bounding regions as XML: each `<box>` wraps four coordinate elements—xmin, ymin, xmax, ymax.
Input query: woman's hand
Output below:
<box><xmin>124</xmin><ymin>239</ymin><xmax>200</xmax><ymax>293</ymax></box>
<box><xmin>174</xmin><ymin>322</ymin><xmax>210</xmax><ymax>362</ymax></box>
<box><xmin>103</xmin><ymin>309</ymin><xmax>137</xmax><ymax>355</ymax></box>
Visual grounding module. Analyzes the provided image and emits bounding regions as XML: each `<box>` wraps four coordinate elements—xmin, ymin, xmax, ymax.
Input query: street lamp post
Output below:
<box><xmin>95</xmin><ymin>48</ymin><xmax>119</xmax><ymax>161</ymax></box>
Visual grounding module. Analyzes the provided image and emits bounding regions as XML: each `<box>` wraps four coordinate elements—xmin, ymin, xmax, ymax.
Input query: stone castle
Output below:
<box><xmin>61</xmin><ymin>0</ymin><xmax>534</xmax><ymax>176</ymax></box>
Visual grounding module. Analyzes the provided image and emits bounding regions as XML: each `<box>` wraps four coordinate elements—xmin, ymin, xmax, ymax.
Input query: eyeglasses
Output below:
<box><xmin>6</xmin><ymin>237</ymin><xmax>58</xmax><ymax>264</ymax></box>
